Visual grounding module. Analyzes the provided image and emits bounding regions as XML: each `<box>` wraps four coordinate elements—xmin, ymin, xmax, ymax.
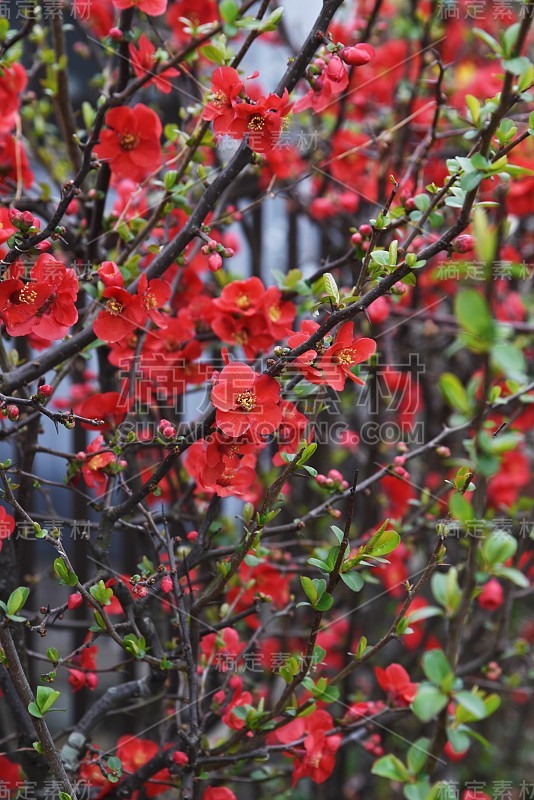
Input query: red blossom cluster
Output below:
<box><xmin>202</xmin><ymin>67</ymin><xmax>292</xmax><ymax>154</ymax></box>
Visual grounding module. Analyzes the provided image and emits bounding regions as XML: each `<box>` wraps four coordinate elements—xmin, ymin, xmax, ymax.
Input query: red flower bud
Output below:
<box><xmin>187</xmin><ymin>530</ymin><xmax>198</xmax><ymax>542</ymax></box>
<box><xmin>7</xmin><ymin>405</ymin><xmax>19</xmax><ymax>421</ymax></box>
<box><xmin>161</xmin><ymin>575</ymin><xmax>173</xmax><ymax>593</ymax></box>
<box><xmin>452</xmin><ymin>234</ymin><xmax>476</xmax><ymax>253</ymax></box>
<box><xmin>38</xmin><ymin>384</ymin><xmax>54</xmax><ymax>398</ymax></box>
<box><xmin>68</xmin><ymin>592</ymin><xmax>83</xmax><ymax>610</ymax></box>
<box><xmin>478</xmin><ymin>578</ymin><xmax>504</xmax><ymax>611</ymax></box>
<box><xmin>208</xmin><ymin>253</ymin><xmax>223</xmax><ymax>272</ymax></box>
<box><xmin>340</xmin><ymin>43</ymin><xmax>375</xmax><ymax>66</ymax></box>
<box><xmin>172</xmin><ymin>751</ymin><xmax>189</xmax><ymax>766</ymax></box>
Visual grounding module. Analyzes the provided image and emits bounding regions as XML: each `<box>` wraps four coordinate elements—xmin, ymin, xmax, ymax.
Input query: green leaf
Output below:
<box><xmin>473</xmin><ymin>27</ymin><xmax>502</xmax><ymax>55</ymax></box>
<box><xmin>340</xmin><ymin>572</ymin><xmax>364</xmax><ymax>592</ymax></box>
<box><xmin>412</xmin><ymin>684</ymin><xmax>448</xmax><ymax>721</ymax></box>
<box><xmin>366</xmin><ymin>527</ymin><xmax>400</xmax><ymax>557</ymax></box>
<box><xmin>439</xmin><ymin>373</ymin><xmax>472</xmax><ymax>415</ymax></box>
<box><xmin>449</xmin><ymin>492</ymin><xmax>474</xmax><ymax>524</ymax></box>
<box><xmin>200</xmin><ymin>44</ymin><xmax>225</xmax><ymax>65</ymax></box>
<box><xmin>482</xmin><ymin>530</ymin><xmax>517</xmax><ymax>565</ymax></box>
<box><xmin>404</xmin><ymin>781</ymin><xmax>432</xmax><ymax>800</ymax></box>
<box><xmin>371</xmin><ymin>754</ymin><xmax>411</xmax><ymax>782</ymax></box>
<box><xmin>370</xmin><ymin>249</ymin><xmax>390</xmax><ymax>267</ymax></box>
<box><xmin>323</xmin><ymin>273</ymin><xmax>340</xmax><ymax>305</ymax></box>
<box><xmin>407</xmin><ymin>739</ymin><xmax>431</xmax><ymax>776</ymax></box>
<box><xmin>315</xmin><ymin>593</ymin><xmax>334</xmax><ymax>611</ymax></box>
<box><xmin>28</xmin><ymin>701</ymin><xmax>43</xmax><ymax>719</ymax></box>
<box><xmin>6</xmin><ymin>587</ymin><xmax>29</xmax><ymax>616</ymax></box>
<box><xmin>454</xmin><ymin>289</ymin><xmax>496</xmax><ymax>352</ymax></box>
<box><xmin>422</xmin><ymin>649</ymin><xmax>452</xmax><ymax>687</ymax></box>
<box><xmin>493</xmin><ymin>565</ymin><xmax>529</xmax><ymax>588</ymax></box>
<box><xmin>407</xmin><ymin>605</ymin><xmax>443</xmax><ymax>624</ymax></box>
<box><xmin>460</xmin><ymin>171</ymin><xmax>483</xmax><ymax>192</ymax></box>
<box><xmin>455</xmin><ymin>691</ymin><xmax>488</xmax><ymax>719</ymax></box>
<box><xmin>447</xmin><ymin>725</ymin><xmax>471</xmax><ymax>753</ymax></box>
<box><xmin>220</xmin><ymin>0</ymin><xmax>239</xmax><ymax>22</ymax></box>
<box><xmin>491</xmin><ymin>344</ymin><xmax>527</xmax><ymax>381</ymax></box>
<box><xmin>36</xmin><ymin>685</ymin><xmax>60</xmax><ymax>714</ymax></box>
<box><xmin>301</xmin><ymin>576</ymin><xmax>318</xmax><ymax>605</ymax></box>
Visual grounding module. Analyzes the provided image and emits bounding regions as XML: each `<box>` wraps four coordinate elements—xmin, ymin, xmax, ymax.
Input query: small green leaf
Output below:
<box><xmin>407</xmin><ymin>738</ymin><xmax>431</xmax><ymax>775</ymax></box>
<box><xmin>455</xmin><ymin>691</ymin><xmax>487</xmax><ymax>719</ymax></box>
<box><xmin>36</xmin><ymin>686</ymin><xmax>60</xmax><ymax>714</ymax></box>
<box><xmin>372</xmin><ymin>754</ymin><xmax>411</xmax><ymax>782</ymax></box>
<box><xmin>422</xmin><ymin>649</ymin><xmax>453</xmax><ymax>686</ymax></box>
<box><xmin>439</xmin><ymin>373</ymin><xmax>472</xmax><ymax>415</ymax></box>
<box><xmin>28</xmin><ymin>702</ymin><xmax>43</xmax><ymax>718</ymax></box>
<box><xmin>412</xmin><ymin>684</ymin><xmax>448</xmax><ymax>721</ymax></box>
<box><xmin>340</xmin><ymin>572</ymin><xmax>364</xmax><ymax>592</ymax></box>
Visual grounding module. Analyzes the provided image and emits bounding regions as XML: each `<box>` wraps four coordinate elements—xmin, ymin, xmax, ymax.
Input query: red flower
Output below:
<box><xmin>0</xmin><ymin>505</ymin><xmax>15</xmax><ymax>552</ymax></box>
<box><xmin>129</xmin><ymin>35</ymin><xmax>179</xmax><ymax>93</ymax></box>
<box><xmin>12</xmin><ymin>254</ymin><xmax>78</xmax><ymax>340</ymax></box>
<box><xmin>166</xmin><ymin>0</ymin><xmax>218</xmax><ymax>43</ymax></box>
<box><xmin>273</xmin><ymin>400</ymin><xmax>311</xmax><ymax>466</ymax></box>
<box><xmin>213</xmin><ymin>277</ymin><xmax>265</xmax><ymax>316</ymax></box>
<box><xmin>487</xmin><ymin>449</ymin><xmax>530</xmax><ymax>509</ymax></box>
<box><xmin>0</xmin><ymin>207</ymin><xmax>17</xmax><ymax>245</ymax></box>
<box><xmin>269</xmin><ymin>709</ymin><xmax>341</xmax><ymax>786</ymax></box>
<box><xmin>95</xmin><ymin>105</ymin><xmax>163</xmax><ymax>182</ymax></box>
<box><xmin>211</xmin><ymin>363</ymin><xmax>281</xmax><ymax>438</ymax></box>
<box><xmin>68</xmin><ymin>669</ymin><xmax>98</xmax><ymax>692</ymax></box>
<box><xmin>226</xmin><ymin>561</ymin><xmax>290</xmax><ymax>622</ymax></box>
<box><xmin>262</xmin><ymin>286</ymin><xmax>296</xmax><ymax>338</ymax></box>
<box><xmin>202</xmin><ymin>789</ymin><xmax>236</xmax><ymax>800</ymax></box>
<box><xmin>211</xmin><ymin>313</ymin><xmax>275</xmax><ymax>360</ymax></box>
<box><xmin>229</xmin><ymin>90</ymin><xmax>292</xmax><ymax>153</ymax></box>
<box><xmin>294</xmin><ymin>55</ymin><xmax>348</xmax><ymax>114</ymax></box>
<box><xmin>202</xmin><ymin>67</ymin><xmax>244</xmax><ymax>136</ymax></box>
<box><xmin>0</xmin><ymin>272</ymin><xmax>51</xmax><ymax>337</ymax></box>
<box><xmin>184</xmin><ymin>435</ymin><xmax>258</xmax><ymax>498</ymax></box>
<box><xmin>221</xmin><ymin>676</ymin><xmax>253</xmax><ymax>730</ymax></box>
<box><xmin>72</xmin><ymin>0</ymin><xmax>115</xmax><ymax>37</ymax></box>
<box><xmin>0</xmin><ymin>62</ymin><xmax>27</xmax><ymax>133</ymax></box>
<box><xmin>137</xmin><ymin>272</ymin><xmax>171</xmax><ymax>327</ymax></box>
<box><xmin>478</xmin><ymin>578</ymin><xmax>504</xmax><ymax>611</ymax></box>
<box><xmin>201</xmin><ymin>627</ymin><xmax>245</xmax><ymax>670</ymax></box>
<box><xmin>315</xmin><ymin>322</ymin><xmax>376</xmax><ymax>390</ymax></box>
<box><xmin>112</xmin><ymin>0</ymin><xmax>167</xmax><ymax>15</ymax></box>
<box><xmin>93</xmin><ymin>286</ymin><xmax>146</xmax><ymax>344</ymax></box>
<box><xmin>79</xmin><ymin>391</ymin><xmax>128</xmax><ymax>430</ymax></box>
<box><xmin>375</xmin><ymin>663</ymin><xmax>418</xmax><ymax>707</ymax></box>
<box><xmin>81</xmin><ymin>435</ymin><xmax>118</xmax><ymax>490</ymax></box>
<box><xmin>116</xmin><ymin>736</ymin><xmax>171</xmax><ymax>797</ymax></box>
<box><xmin>0</xmin><ymin>133</ymin><xmax>33</xmax><ymax>192</ymax></box>
<box><xmin>98</xmin><ymin>261</ymin><xmax>124</xmax><ymax>287</ymax></box>
<box><xmin>0</xmin><ymin>755</ymin><xmax>23</xmax><ymax>791</ymax></box>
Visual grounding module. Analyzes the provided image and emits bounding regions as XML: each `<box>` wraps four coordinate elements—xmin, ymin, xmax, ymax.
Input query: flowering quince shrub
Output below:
<box><xmin>0</xmin><ymin>0</ymin><xmax>533</xmax><ymax>799</ymax></box>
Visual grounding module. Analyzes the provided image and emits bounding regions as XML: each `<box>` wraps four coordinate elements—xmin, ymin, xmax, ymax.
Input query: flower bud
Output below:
<box><xmin>452</xmin><ymin>234</ymin><xmax>476</xmax><ymax>253</ymax></box>
<box><xmin>7</xmin><ymin>404</ymin><xmax>19</xmax><ymax>421</ymax></box>
<box><xmin>208</xmin><ymin>253</ymin><xmax>223</xmax><ymax>272</ymax></box>
<box><xmin>340</xmin><ymin>43</ymin><xmax>375</xmax><ymax>66</ymax></box>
